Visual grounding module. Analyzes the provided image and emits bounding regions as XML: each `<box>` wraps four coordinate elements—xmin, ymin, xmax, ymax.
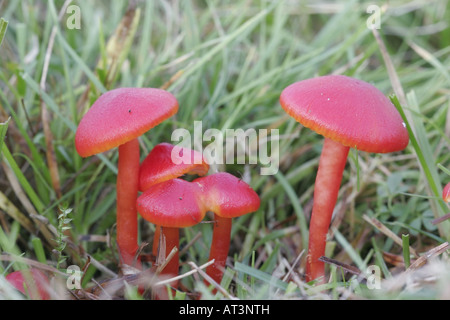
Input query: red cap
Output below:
<box><xmin>139</xmin><ymin>143</ymin><xmax>209</xmax><ymax>192</ymax></box>
<box><xmin>137</xmin><ymin>179</ymin><xmax>206</xmax><ymax>228</ymax></box>
<box><xmin>194</xmin><ymin>172</ymin><xmax>260</xmax><ymax>218</ymax></box>
<box><xmin>75</xmin><ymin>88</ymin><xmax>178</xmax><ymax>157</ymax></box>
<box><xmin>280</xmin><ymin>75</ymin><xmax>409</xmax><ymax>153</ymax></box>
<box><xmin>5</xmin><ymin>269</ymin><xmax>51</xmax><ymax>300</ymax></box>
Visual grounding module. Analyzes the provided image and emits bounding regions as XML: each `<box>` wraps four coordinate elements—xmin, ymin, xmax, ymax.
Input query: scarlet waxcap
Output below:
<box><xmin>137</xmin><ymin>179</ymin><xmax>206</xmax><ymax>228</ymax></box>
<box><xmin>139</xmin><ymin>143</ymin><xmax>209</xmax><ymax>192</ymax></box>
<box><xmin>443</xmin><ymin>182</ymin><xmax>450</xmax><ymax>203</ymax></box>
<box><xmin>280</xmin><ymin>75</ymin><xmax>409</xmax><ymax>153</ymax></box>
<box><xmin>194</xmin><ymin>172</ymin><xmax>260</xmax><ymax>218</ymax></box>
<box><xmin>75</xmin><ymin>88</ymin><xmax>178</xmax><ymax>157</ymax></box>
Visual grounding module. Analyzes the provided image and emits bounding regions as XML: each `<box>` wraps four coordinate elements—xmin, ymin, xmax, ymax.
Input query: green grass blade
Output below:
<box><xmin>0</xmin><ymin>18</ymin><xmax>8</xmax><ymax>48</ymax></box>
<box><xmin>402</xmin><ymin>234</ymin><xmax>411</xmax><ymax>269</ymax></box>
<box><xmin>167</xmin><ymin>0</ymin><xmax>278</xmax><ymax>92</ymax></box>
<box><xmin>390</xmin><ymin>95</ymin><xmax>450</xmax><ymax>239</ymax></box>
<box><xmin>274</xmin><ymin>171</ymin><xmax>309</xmax><ymax>249</ymax></box>
<box><xmin>1</xmin><ymin>144</ymin><xmax>45</xmax><ymax>214</ymax></box>
<box><xmin>234</xmin><ymin>262</ymin><xmax>289</xmax><ymax>292</ymax></box>
<box><xmin>0</xmin><ymin>117</ymin><xmax>9</xmax><ymax>159</ymax></box>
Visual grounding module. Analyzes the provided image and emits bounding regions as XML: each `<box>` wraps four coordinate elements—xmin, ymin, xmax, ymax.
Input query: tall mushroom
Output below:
<box><xmin>280</xmin><ymin>75</ymin><xmax>409</xmax><ymax>283</ymax></box>
<box><xmin>138</xmin><ymin>142</ymin><xmax>209</xmax><ymax>260</ymax></box>
<box><xmin>75</xmin><ymin>88</ymin><xmax>178</xmax><ymax>268</ymax></box>
<box><xmin>137</xmin><ymin>178</ymin><xmax>206</xmax><ymax>297</ymax></box>
<box><xmin>194</xmin><ymin>172</ymin><xmax>260</xmax><ymax>288</ymax></box>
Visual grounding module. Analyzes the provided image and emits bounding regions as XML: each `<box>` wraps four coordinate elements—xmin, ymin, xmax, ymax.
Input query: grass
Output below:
<box><xmin>0</xmin><ymin>0</ymin><xmax>449</xmax><ymax>300</ymax></box>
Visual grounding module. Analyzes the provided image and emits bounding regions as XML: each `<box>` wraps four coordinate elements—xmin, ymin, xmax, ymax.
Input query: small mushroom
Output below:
<box><xmin>280</xmin><ymin>75</ymin><xmax>409</xmax><ymax>283</ymax></box>
<box><xmin>138</xmin><ymin>142</ymin><xmax>209</xmax><ymax>259</ymax></box>
<box><xmin>137</xmin><ymin>178</ymin><xmax>206</xmax><ymax>296</ymax></box>
<box><xmin>193</xmin><ymin>172</ymin><xmax>260</xmax><ymax>289</ymax></box>
<box><xmin>75</xmin><ymin>88</ymin><xmax>178</xmax><ymax>268</ymax></box>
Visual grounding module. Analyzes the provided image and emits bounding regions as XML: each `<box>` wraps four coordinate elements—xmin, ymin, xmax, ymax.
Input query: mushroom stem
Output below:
<box><xmin>159</xmin><ymin>226</ymin><xmax>180</xmax><ymax>280</ymax></box>
<box><xmin>306</xmin><ymin>137</ymin><xmax>349</xmax><ymax>283</ymax></box>
<box><xmin>152</xmin><ymin>225</ymin><xmax>161</xmax><ymax>257</ymax></box>
<box><xmin>153</xmin><ymin>226</ymin><xmax>180</xmax><ymax>276</ymax></box>
<box><xmin>205</xmin><ymin>214</ymin><xmax>232</xmax><ymax>288</ymax></box>
<box><xmin>155</xmin><ymin>226</ymin><xmax>179</xmax><ymax>299</ymax></box>
<box><xmin>117</xmin><ymin>138</ymin><xmax>141</xmax><ymax>268</ymax></box>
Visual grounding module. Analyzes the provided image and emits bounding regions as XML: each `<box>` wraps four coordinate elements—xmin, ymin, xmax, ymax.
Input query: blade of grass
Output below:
<box><xmin>391</xmin><ymin>95</ymin><xmax>449</xmax><ymax>239</ymax></box>
<box><xmin>19</xmin><ymin>73</ymin><xmax>118</xmax><ymax>175</ymax></box>
<box><xmin>437</xmin><ymin>164</ymin><xmax>450</xmax><ymax>177</ymax></box>
<box><xmin>274</xmin><ymin>171</ymin><xmax>309</xmax><ymax>249</ymax></box>
<box><xmin>333</xmin><ymin>228</ymin><xmax>365</xmax><ymax>272</ymax></box>
<box><xmin>1</xmin><ymin>147</ymin><xmax>57</xmax><ymax>247</ymax></box>
<box><xmin>46</xmin><ymin>0</ymin><xmax>106</xmax><ymax>94</ymax></box>
<box><xmin>56</xmin><ymin>29</ymin><xmax>107</xmax><ymax>94</ymax></box>
<box><xmin>31</xmin><ymin>237</ymin><xmax>47</xmax><ymax>265</ymax></box>
<box><xmin>167</xmin><ymin>0</ymin><xmax>278</xmax><ymax>92</ymax></box>
<box><xmin>0</xmin><ymin>191</ymin><xmax>35</xmax><ymax>235</ymax></box>
<box><xmin>96</xmin><ymin>5</ymin><xmax>141</xmax><ymax>88</ymax></box>
<box><xmin>373</xmin><ymin>27</ymin><xmax>449</xmax><ymax>238</ymax></box>
<box><xmin>402</xmin><ymin>234</ymin><xmax>411</xmax><ymax>269</ymax></box>
<box><xmin>363</xmin><ymin>214</ymin><xmax>419</xmax><ymax>258</ymax></box>
<box><xmin>0</xmin><ymin>117</ymin><xmax>9</xmax><ymax>158</ymax></box>
<box><xmin>408</xmin><ymin>40</ymin><xmax>450</xmax><ymax>84</ymax></box>
<box><xmin>370</xmin><ymin>238</ymin><xmax>392</xmax><ymax>279</ymax></box>
<box><xmin>1</xmin><ymin>144</ymin><xmax>45</xmax><ymax>214</ymax></box>
<box><xmin>0</xmin><ymin>18</ymin><xmax>7</xmax><ymax>48</ymax></box>
<box><xmin>234</xmin><ymin>261</ymin><xmax>289</xmax><ymax>292</ymax></box>
<box><xmin>0</xmin><ymin>83</ymin><xmax>52</xmax><ymax>185</ymax></box>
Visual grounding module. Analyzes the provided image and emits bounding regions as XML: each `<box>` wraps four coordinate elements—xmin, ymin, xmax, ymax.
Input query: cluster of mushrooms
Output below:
<box><xmin>8</xmin><ymin>75</ymin><xmax>427</xmax><ymax>299</ymax></box>
<box><xmin>74</xmin><ymin>87</ymin><xmax>261</xmax><ymax>297</ymax></box>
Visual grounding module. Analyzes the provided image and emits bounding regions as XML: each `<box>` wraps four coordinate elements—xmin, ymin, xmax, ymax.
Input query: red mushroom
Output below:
<box><xmin>194</xmin><ymin>172</ymin><xmax>260</xmax><ymax>288</ymax></box>
<box><xmin>5</xmin><ymin>268</ymin><xmax>51</xmax><ymax>300</ymax></box>
<box><xmin>280</xmin><ymin>75</ymin><xmax>409</xmax><ymax>283</ymax></box>
<box><xmin>138</xmin><ymin>142</ymin><xmax>209</xmax><ymax>259</ymax></box>
<box><xmin>75</xmin><ymin>88</ymin><xmax>178</xmax><ymax>268</ymax></box>
<box><xmin>137</xmin><ymin>178</ymin><xmax>207</xmax><ymax>297</ymax></box>
<box><xmin>443</xmin><ymin>182</ymin><xmax>450</xmax><ymax>203</ymax></box>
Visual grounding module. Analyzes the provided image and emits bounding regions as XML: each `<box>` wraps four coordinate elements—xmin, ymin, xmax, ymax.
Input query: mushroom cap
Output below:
<box><xmin>194</xmin><ymin>172</ymin><xmax>260</xmax><ymax>218</ymax></box>
<box><xmin>139</xmin><ymin>142</ymin><xmax>209</xmax><ymax>192</ymax></box>
<box><xmin>5</xmin><ymin>269</ymin><xmax>51</xmax><ymax>300</ymax></box>
<box><xmin>75</xmin><ymin>88</ymin><xmax>178</xmax><ymax>157</ymax></box>
<box><xmin>137</xmin><ymin>179</ymin><xmax>206</xmax><ymax>228</ymax></box>
<box><xmin>443</xmin><ymin>182</ymin><xmax>450</xmax><ymax>203</ymax></box>
<box><xmin>280</xmin><ymin>75</ymin><xmax>409</xmax><ymax>153</ymax></box>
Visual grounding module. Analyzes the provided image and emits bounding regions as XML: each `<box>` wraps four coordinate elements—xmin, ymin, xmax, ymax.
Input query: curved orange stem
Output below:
<box><xmin>153</xmin><ymin>225</ymin><xmax>161</xmax><ymax>257</ymax></box>
<box><xmin>306</xmin><ymin>138</ymin><xmax>349</xmax><ymax>283</ymax></box>
<box><xmin>205</xmin><ymin>214</ymin><xmax>232</xmax><ymax>289</ymax></box>
<box><xmin>117</xmin><ymin>139</ymin><xmax>141</xmax><ymax>268</ymax></box>
<box><xmin>160</xmin><ymin>226</ymin><xmax>180</xmax><ymax>279</ymax></box>
<box><xmin>154</xmin><ymin>226</ymin><xmax>179</xmax><ymax>299</ymax></box>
